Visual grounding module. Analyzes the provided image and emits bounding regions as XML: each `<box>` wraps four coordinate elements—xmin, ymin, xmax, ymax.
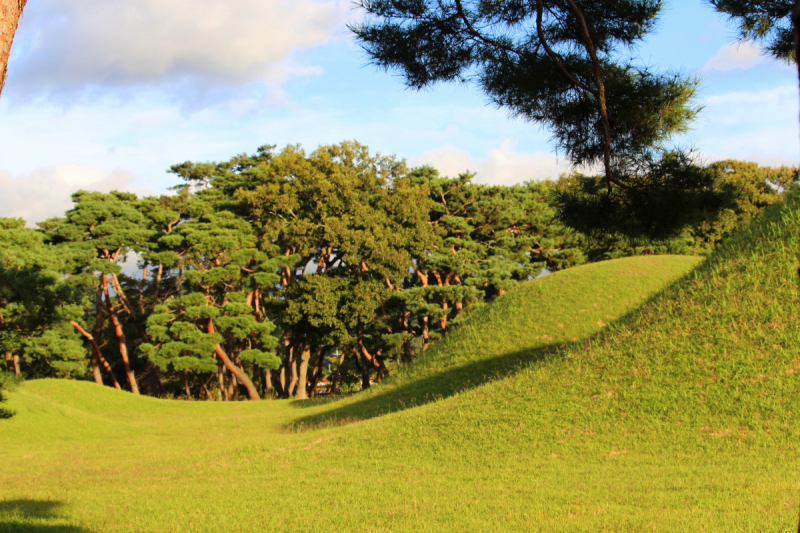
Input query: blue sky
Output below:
<box><xmin>0</xmin><ymin>0</ymin><xmax>797</xmax><ymax>224</ymax></box>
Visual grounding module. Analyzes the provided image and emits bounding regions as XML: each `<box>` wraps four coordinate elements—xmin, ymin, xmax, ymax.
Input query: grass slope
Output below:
<box><xmin>1</xmin><ymin>194</ymin><xmax>798</xmax><ymax>532</ymax></box>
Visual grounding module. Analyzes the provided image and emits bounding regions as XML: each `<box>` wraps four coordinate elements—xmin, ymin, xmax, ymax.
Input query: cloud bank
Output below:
<box><xmin>8</xmin><ymin>0</ymin><xmax>348</xmax><ymax>98</ymax></box>
<box><xmin>703</xmin><ymin>41</ymin><xmax>766</xmax><ymax>71</ymax></box>
<box><xmin>412</xmin><ymin>141</ymin><xmax>572</xmax><ymax>185</ymax></box>
<box><xmin>0</xmin><ymin>164</ymin><xmax>155</xmax><ymax>225</ymax></box>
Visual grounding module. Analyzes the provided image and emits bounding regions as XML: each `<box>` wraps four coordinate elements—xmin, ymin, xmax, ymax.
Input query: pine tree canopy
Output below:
<box><xmin>351</xmin><ymin>0</ymin><xmax>733</xmax><ymax>240</ymax></box>
<box><xmin>0</xmin><ymin>138</ymin><xmax>792</xmax><ymax>401</ymax></box>
<box><xmin>711</xmin><ymin>0</ymin><xmax>797</xmax><ymax>61</ymax></box>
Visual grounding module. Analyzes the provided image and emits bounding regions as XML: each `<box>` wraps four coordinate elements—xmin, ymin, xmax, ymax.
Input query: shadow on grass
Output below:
<box><xmin>0</xmin><ymin>500</ymin><xmax>90</xmax><ymax>533</ymax></box>
<box><xmin>287</xmin><ymin>341</ymin><xmax>565</xmax><ymax>431</ymax></box>
<box><xmin>285</xmin><ymin>268</ymin><xmax>705</xmax><ymax>432</ymax></box>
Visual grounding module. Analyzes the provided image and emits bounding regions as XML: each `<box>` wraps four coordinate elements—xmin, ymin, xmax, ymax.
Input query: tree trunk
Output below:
<box><xmin>89</xmin><ymin>354</ymin><xmax>103</xmax><ymax>384</ymax></box>
<box><xmin>278</xmin><ymin>365</ymin><xmax>287</xmax><ymax>397</ymax></box>
<box><xmin>146</xmin><ymin>363</ymin><xmax>166</xmax><ymax>396</ymax></box>
<box><xmin>91</xmin><ymin>282</ymin><xmax>121</xmax><ymax>387</ymax></box>
<box><xmin>0</xmin><ymin>0</ymin><xmax>26</xmax><ymax>99</ymax></box>
<box><xmin>264</xmin><ymin>367</ymin><xmax>274</xmax><ymax>394</ymax></box>
<box><xmin>399</xmin><ymin>309</ymin><xmax>413</xmax><ymax>364</ymax></box>
<box><xmin>138</xmin><ymin>263</ymin><xmax>148</xmax><ymax>315</ymax></box>
<box><xmin>422</xmin><ymin>315</ymin><xmax>430</xmax><ymax>352</ymax></box>
<box><xmin>308</xmin><ymin>347</ymin><xmax>325</xmax><ymax>398</ymax></box>
<box><xmin>2</xmin><ymin>352</ymin><xmax>16</xmax><ymax>376</ymax></box>
<box><xmin>374</xmin><ymin>344</ymin><xmax>388</xmax><ymax>383</ymax></box>
<box><xmin>110</xmin><ymin>271</ymin><xmax>148</xmax><ymax>340</ymax></box>
<box><xmin>152</xmin><ymin>263</ymin><xmax>163</xmax><ymax>305</ymax></box>
<box><xmin>354</xmin><ymin>346</ymin><xmax>370</xmax><ymax>391</ymax></box>
<box><xmin>183</xmin><ymin>370</ymin><xmax>192</xmax><ymax>399</ymax></box>
<box><xmin>330</xmin><ymin>346</ymin><xmax>347</xmax><ymax>394</ymax></box>
<box><xmin>201</xmin><ymin>380</ymin><xmax>213</xmax><ymax>401</ymax></box>
<box><xmin>440</xmin><ymin>301</ymin><xmax>449</xmax><ymax>330</ymax></box>
<box><xmin>228</xmin><ymin>371</ymin><xmax>238</xmax><ymax>401</ymax></box>
<box><xmin>252</xmin><ymin>362</ymin><xmax>261</xmax><ymax>394</ymax></box>
<box><xmin>103</xmin><ymin>277</ymin><xmax>139</xmax><ymax>394</ymax></box>
<box><xmin>217</xmin><ymin>362</ymin><xmax>226</xmax><ymax>401</ymax></box>
<box><xmin>286</xmin><ymin>344</ymin><xmax>299</xmax><ymax>398</ymax></box>
<box><xmin>69</xmin><ymin>320</ymin><xmax>121</xmax><ymax>389</ymax></box>
<box><xmin>207</xmin><ymin>319</ymin><xmax>260</xmax><ymax>400</ymax></box>
<box><xmin>295</xmin><ymin>345</ymin><xmax>312</xmax><ymax>400</ymax></box>
<box><xmin>454</xmin><ymin>273</ymin><xmax>464</xmax><ymax>320</ymax></box>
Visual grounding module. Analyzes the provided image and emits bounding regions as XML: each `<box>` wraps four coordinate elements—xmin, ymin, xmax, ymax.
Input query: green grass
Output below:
<box><xmin>2</xmin><ymin>194</ymin><xmax>799</xmax><ymax>532</ymax></box>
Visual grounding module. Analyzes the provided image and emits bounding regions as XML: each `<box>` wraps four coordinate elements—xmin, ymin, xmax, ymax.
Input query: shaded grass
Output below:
<box><xmin>293</xmin><ymin>255</ymin><xmax>701</xmax><ymax>426</ymax></box>
<box><xmin>1</xmin><ymin>194</ymin><xmax>799</xmax><ymax>531</ymax></box>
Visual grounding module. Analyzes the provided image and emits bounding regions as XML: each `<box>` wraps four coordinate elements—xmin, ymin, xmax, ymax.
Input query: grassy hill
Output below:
<box><xmin>1</xmin><ymin>193</ymin><xmax>799</xmax><ymax>532</ymax></box>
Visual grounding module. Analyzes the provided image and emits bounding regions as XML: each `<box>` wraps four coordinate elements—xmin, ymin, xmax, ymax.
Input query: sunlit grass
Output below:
<box><xmin>1</xmin><ymin>194</ymin><xmax>798</xmax><ymax>531</ymax></box>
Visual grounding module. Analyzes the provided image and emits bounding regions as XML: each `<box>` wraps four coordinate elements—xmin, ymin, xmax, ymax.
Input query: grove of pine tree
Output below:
<box><xmin>0</xmin><ymin>140</ymin><xmax>793</xmax><ymax>400</ymax></box>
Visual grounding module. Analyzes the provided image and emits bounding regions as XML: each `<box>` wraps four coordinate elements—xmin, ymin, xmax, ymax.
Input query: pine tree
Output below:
<box><xmin>40</xmin><ymin>191</ymin><xmax>153</xmax><ymax>394</ymax></box>
<box><xmin>351</xmin><ymin>1</ymin><xmax>730</xmax><ymax>240</ymax></box>
<box><xmin>140</xmin><ymin>209</ymin><xmax>281</xmax><ymax>400</ymax></box>
<box><xmin>0</xmin><ymin>218</ymin><xmax>91</xmax><ymax>380</ymax></box>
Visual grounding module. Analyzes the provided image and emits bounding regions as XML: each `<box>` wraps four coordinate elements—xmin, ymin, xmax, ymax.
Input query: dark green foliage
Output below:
<box><xmin>351</xmin><ymin>0</ymin><xmax>695</xmax><ymax>154</ymax></box>
<box><xmin>1</xmin><ymin>134</ymin><xmax>791</xmax><ymax>400</ymax></box>
<box><xmin>686</xmin><ymin>159</ymin><xmax>797</xmax><ymax>249</ymax></box>
<box><xmin>140</xmin><ymin>206</ymin><xmax>282</xmax><ymax>398</ymax></box>
<box><xmin>352</xmin><ymin>1</ymin><xmax>697</xmax><ymax>183</ymax></box>
<box><xmin>552</xmin><ymin>157</ymin><xmax>796</xmax><ymax>247</ymax></box>
<box><xmin>0</xmin><ymin>218</ymin><xmax>91</xmax><ymax>378</ymax></box>
<box><xmin>0</xmin><ymin>373</ymin><xmax>14</xmax><ymax>419</ymax></box>
<box><xmin>551</xmin><ymin>152</ymin><xmax>733</xmax><ymax>241</ymax></box>
<box><xmin>711</xmin><ymin>0</ymin><xmax>797</xmax><ymax>61</ymax></box>
<box><xmin>350</xmin><ymin>1</ymin><xmax>739</xmax><ymax>240</ymax></box>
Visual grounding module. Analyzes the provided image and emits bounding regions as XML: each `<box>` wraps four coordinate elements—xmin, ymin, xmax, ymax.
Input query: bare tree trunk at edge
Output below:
<box><xmin>0</xmin><ymin>0</ymin><xmax>27</xmax><ymax>99</ymax></box>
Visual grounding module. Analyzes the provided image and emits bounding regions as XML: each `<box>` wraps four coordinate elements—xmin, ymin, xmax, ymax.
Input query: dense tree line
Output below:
<box><xmin>0</xmin><ymin>141</ymin><xmax>794</xmax><ymax>400</ymax></box>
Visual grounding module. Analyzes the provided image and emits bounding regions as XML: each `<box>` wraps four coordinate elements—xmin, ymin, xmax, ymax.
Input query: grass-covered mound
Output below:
<box><xmin>294</xmin><ymin>253</ymin><xmax>702</xmax><ymax>424</ymax></box>
<box><xmin>1</xmin><ymin>193</ymin><xmax>799</xmax><ymax>532</ymax></box>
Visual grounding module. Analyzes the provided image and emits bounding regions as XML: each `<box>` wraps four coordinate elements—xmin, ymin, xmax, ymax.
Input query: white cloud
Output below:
<box><xmin>0</xmin><ymin>164</ymin><xmax>155</xmax><ymax>225</ymax></box>
<box><xmin>7</xmin><ymin>0</ymin><xmax>348</xmax><ymax>98</ymax></box>
<box><xmin>688</xmin><ymin>84</ymin><xmax>800</xmax><ymax>164</ymax></box>
<box><xmin>703</xmin><ymin>41</ymin><xmax>766</xmax><ymax>71</ymax></box>
<box><xmin>412</xmin><ymin>140</ymin><xmax>571</xmax><ymax>185</ymax></box>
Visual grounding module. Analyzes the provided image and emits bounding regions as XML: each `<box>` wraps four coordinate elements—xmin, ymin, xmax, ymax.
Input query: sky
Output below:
<box><xmin>0</xmin><ymin>0</ymin><xmax>798</xmax><ymax>225</ymax></box>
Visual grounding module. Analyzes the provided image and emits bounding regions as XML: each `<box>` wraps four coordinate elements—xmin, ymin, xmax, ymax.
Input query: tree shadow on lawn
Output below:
<box><xmin>287</xmin><ymin>340</ymin><xmax>567</xmax><ymax>431</ymax></box>
<box><xmin>286</xmin><ymin>273</ymin><xmax>695</xmax><ymax>432</ymax></box>
<box><xmin>0</xmin><ymin>500</ymin><xmax>91</xmax><ymax>533</ymax></box>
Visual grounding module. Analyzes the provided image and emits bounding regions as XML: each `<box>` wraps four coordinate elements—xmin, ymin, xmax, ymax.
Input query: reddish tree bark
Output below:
<box><xmin>69</xmin><ymin>320</ymin><xmax>122</xmax><ymax>390</ymax></box>
<box><xmin>138</xmin><ymin>263</ymin><xmax>148</xmax><ymax>315</ymax></box>
<box><xmin>103</xmin><ymin>275</ymin><xmax>139</xmax><ymax>394</ymax></box>
<box><xmin>3</xmin><ymin>351</ymin><xmax>16</xmax><ymax>375</ymax></box>
<box><xmin>152</xmin><ymin>263</ymin><xmax>163</xmax><ymax>306</ymax></box>
<box><xmin>207</xmin><ymin>318</ymin><xmax>260</xmax><ymax>401</ymax></box>
<box><xmin>0</xmin><ymin>0</ymin><xmax>26</xmax><ymax>99</ymax></box>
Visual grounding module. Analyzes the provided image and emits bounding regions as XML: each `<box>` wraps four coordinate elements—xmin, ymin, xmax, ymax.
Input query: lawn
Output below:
<box><xmin>1</xmin><ymin>193</ymin><xmax>798</xmax><ymax>532</ymax></box>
